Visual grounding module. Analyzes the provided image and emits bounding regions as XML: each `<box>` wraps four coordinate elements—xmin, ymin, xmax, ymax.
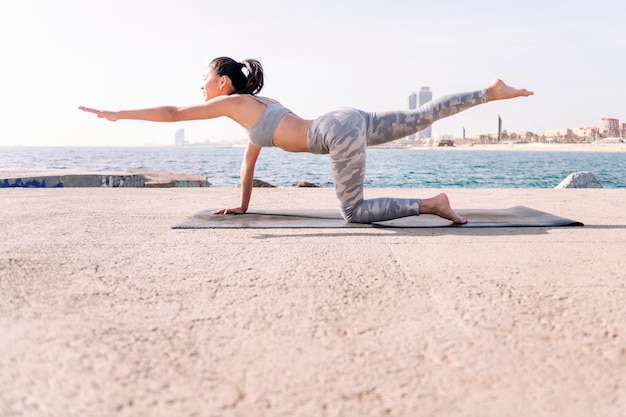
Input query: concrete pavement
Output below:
<box><xmin>1</xmin><ymin>187</ymin><xmax>625</xmax><ymax>417</ymax></box>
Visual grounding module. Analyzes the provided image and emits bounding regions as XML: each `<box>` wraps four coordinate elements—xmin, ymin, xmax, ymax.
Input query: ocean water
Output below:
<box><xmin>1</xmin><ymin>146</ymin><xmax>624</xmax><ymax>188</ymax></box>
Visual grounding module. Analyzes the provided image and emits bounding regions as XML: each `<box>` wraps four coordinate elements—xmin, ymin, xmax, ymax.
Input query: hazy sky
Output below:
<box><xmin>1</xmin><ymin>0</ymin><xmax>624</xmax><ymax>146</ymax></box>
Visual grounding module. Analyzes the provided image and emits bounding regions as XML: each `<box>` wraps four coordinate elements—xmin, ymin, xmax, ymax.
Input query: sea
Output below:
<box><xmin>1</xmin><ymin>146</ymin><xmax>625</xmax><ymax>188</ymax></box>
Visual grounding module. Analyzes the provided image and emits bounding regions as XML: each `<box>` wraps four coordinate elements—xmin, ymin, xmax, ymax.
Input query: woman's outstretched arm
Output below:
<box><xmin>78</xmin><ymin>105</ymin><xmax>188</xmax><ymax>122</ymax></box>
<box><xmin>78</xmin><ymin>96</ymin><xmax>238</xmax><ymax>123</ymax></box>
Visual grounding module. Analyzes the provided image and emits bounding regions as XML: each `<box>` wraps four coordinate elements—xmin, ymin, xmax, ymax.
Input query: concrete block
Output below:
<box><xmin>0</xmin><ymin>174</ymin><xmax>146</xmax><ymax>188</ymax></box>
<box><xmin>126</xmin><ymin>168</ymin><xmax>211</xmax><ymax>188</ymax></box>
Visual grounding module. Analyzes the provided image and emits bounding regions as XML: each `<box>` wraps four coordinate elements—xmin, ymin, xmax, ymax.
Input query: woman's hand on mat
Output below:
<box><xmin>212</xmin><ymin>207</ymin><xmax>246</xmax><ymax>215</ymax></box>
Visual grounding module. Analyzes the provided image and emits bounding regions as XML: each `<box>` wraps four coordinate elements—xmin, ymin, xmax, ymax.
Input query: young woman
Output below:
<box><xmin>80</xmin><ymin>57</ymin><xmax>533</xmax><ymax>224</ymax></box>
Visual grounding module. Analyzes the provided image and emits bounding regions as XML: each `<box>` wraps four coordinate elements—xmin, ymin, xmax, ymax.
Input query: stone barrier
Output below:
<box><xmin>126</xmin><ymin>168</ymin><xmax>211</xmax><ymax>188</ymax></box>
<box><xmin>0</xmin><ymin>174</ymin><xmax>145</xmax><ymax>188</ymax></box>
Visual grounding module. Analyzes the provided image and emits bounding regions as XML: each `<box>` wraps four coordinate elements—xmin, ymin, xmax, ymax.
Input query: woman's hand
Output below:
<box><xmin>212</xmin><ymin>207</ymin><xmax>247</xmax><ymax>215</ymax></box>
<box><xmin>78</xmin><ymin>106</ymin><xmax>119</xmax><ymax>122</ymax></box>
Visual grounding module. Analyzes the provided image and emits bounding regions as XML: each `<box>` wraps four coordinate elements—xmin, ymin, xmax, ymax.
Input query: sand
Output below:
<box><xmin>1</xmin><ymin>187</ymin><xmax>625</xmax><ymax>417</ymax></box>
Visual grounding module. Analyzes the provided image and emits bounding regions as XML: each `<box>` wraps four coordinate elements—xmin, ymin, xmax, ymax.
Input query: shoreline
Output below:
<box><xmin>2</xmin><ymin>143</ymin><xmax>626</xmax><ymax>153</ymax></box>
<box><xmin>400</xmin><ymin>142</ymin><xmax>626</xmax><ymax>153</ymax></box>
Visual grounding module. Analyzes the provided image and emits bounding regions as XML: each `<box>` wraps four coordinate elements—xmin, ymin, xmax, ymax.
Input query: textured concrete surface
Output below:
<box><xmin>1</xmin><ymin>187</ymin><xmax>625</xmax><ymax>417</ymax></box>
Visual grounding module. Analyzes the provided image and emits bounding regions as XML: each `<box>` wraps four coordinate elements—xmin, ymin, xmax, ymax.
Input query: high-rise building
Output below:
<box><xmin>408</xmin><ymin>92</ymin><xmax>417</xmax><ymax>140</ymax></box>
<box><xmin>600</xmin><ymin>118</ymin><xmax>620</xmax><ymax>137</ymax></box>
<box><xmin>418</xmin><ymin>87</ymin><xmax>432</xmax><ymax>140</ymax></box>
<box><xmin>174</xmin><ymin>128</ymin><xmax>186</xmax><ymax>146</ymax></box>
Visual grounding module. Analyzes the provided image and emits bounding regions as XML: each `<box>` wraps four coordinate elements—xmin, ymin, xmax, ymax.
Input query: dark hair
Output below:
<box><xmin>210</xmin><ymin>57</ymin><xmax>264</xmax><ymax>95</ymax></box>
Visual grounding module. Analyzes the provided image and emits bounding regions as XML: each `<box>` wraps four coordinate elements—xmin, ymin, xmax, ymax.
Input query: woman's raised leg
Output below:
<box><xmin>364</xmin><ymin>79</ymin><xmax>533</xmax><ymax>146</ymax></box>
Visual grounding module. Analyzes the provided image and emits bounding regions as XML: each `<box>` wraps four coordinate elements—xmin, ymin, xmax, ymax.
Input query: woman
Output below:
<box><xmin>80</xmin><ymin>57</ymin><xmax>533</xmax><ymax>224</ymax></box>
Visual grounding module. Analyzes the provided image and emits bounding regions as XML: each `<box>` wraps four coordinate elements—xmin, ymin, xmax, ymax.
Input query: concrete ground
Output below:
<box><xmin>1</xmin><ymin>187</ymin><xmax>625</xmax><ymax>417</ymax></box>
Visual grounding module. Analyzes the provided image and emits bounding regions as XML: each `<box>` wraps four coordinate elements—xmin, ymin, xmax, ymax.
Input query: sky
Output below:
<box><xmin>0</xmin><ymin>0</ymin><xmax>624</xmax><ymax>146</ymax></box>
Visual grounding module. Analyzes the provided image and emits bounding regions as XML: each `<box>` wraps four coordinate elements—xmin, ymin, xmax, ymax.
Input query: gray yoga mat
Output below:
<box><xmin>173</xmin><ymin>206</ymin><xmax>583</xmax><ymax>229</ymax></box>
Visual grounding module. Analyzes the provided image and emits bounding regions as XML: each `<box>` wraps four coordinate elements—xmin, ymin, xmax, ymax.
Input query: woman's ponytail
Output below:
<box><xmin>241</xmin><ymin>59</ymin><xmax>264</xmax><ymax>95</ymax></box>
<box><xmin>209</xmin><ymin>57</ymin><xmax>264</xmax><ymax>95</ymax></box>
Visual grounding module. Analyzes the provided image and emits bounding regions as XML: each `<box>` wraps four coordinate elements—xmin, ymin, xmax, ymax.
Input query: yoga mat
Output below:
<box><xmin>173</xmin><ymin>206</ymin><xmax>583</xmax><ymax>229</ymax></box>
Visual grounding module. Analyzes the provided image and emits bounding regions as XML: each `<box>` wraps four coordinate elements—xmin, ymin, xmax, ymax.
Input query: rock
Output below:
<box><xmin>555</xmin><ymin>171</ymin><xmax>603</xmax><ymax>189</ymax></box>
<box><xmin>253</xmin><ymin>179</ymin><xmax>275</xmax><ymax>188</ymax></box>
<box><xmin>236</xmin><ymin>179</ymin><xmax>276</xmax><ymax>188</ymax></box>
<box><xmin>297</xmin><ymin>181</ymin><xmax>320</xmax><ymax>188</ymax></box>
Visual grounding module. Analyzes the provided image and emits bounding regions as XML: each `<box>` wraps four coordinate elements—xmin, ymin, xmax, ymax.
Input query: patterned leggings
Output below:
<box><xmin>306</xmin><ymin>89</ymin><xmax>488</xmax><ymax>223</ymax></box>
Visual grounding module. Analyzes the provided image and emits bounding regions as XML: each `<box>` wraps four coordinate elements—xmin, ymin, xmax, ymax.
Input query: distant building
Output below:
<box><xmin>600</xmin><ymin>118</ymin><xmax>620</xmax><ymax>137</ymax></box>
<box><xmin>408</xmin><ymin>92</ymin><xmax>417</xmax><ymax>109</ymax></box>
<box><xmin>408</xmin><ymin>92</ymin><xmax>417</xmax><ymax>140</ymax></box>
<box><xmin>174</xmin><ymin>129</ymin><xmax>186</xmax><ymax>146</ymax></box>
<box><xmin>571</xmin><ymin>127</ymin><xmax>599</xmax><ymax>140</ymax></box>
<box><xmin>622</xmin><ymin>123</ymin><xmax>626</xmax><ymax>137</ymax></box>
<box><xmin>418</xmin><ymin>87</ymin><xmax>432</xmax><ymax>140</ymax></box>
<box><xmin>542</xmin><ymin>128</ymin><xmax>572</xmax><ymax>138</ymax></box>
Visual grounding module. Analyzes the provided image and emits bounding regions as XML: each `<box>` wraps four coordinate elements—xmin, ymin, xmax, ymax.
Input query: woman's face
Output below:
<box><xmin>201</xmin><ymin>68</ymin><xmax>221</xmax><ymax>101</ymax></box>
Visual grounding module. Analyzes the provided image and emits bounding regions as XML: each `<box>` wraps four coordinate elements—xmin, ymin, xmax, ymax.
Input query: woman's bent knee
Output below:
<box><xmin>341</xmin><ymin>202</ymin><xmax>370</xmax><ymax>224</ymax></box>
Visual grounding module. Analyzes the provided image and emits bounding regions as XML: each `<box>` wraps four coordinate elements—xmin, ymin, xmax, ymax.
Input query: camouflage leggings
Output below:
<box><xmin>306</xmin><ymin>89</ymin><xmax>488</xmax><ymax>223</ymax></box>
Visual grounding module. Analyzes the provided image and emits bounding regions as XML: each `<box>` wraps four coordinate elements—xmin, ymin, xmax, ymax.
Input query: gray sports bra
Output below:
<box><xmin>243</xmin><ymin>95</ymin><xmax>291</xmax><ymax>147</ymax></box>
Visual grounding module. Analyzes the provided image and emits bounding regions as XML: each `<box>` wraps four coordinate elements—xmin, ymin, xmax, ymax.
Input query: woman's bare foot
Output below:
<box><xmin>486</xmin><ymin>79</ymin><xmax>534</xmax><ymax>101</ymax></box>
<box><xmin>419</xmin><ymin>193</ymin><xmax>467</xmax><ymax>224</ymax></box>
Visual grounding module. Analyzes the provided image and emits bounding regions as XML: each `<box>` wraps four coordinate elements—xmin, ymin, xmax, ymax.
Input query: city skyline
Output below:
<box><xmin>468</xmin><ymin>115</ymin><xmax>626</xmax><ymax>142</ymax></box>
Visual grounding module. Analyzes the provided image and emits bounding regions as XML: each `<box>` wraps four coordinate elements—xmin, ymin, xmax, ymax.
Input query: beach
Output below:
<box><xmin>1</xmin><ymin>186</ymin><xmax>625</xmax><ymax>417</ymax></box>
<box><xmin>413</xmin><ymin>142</ymin><xmax>626</xmax><ymax>153</ymax></box>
